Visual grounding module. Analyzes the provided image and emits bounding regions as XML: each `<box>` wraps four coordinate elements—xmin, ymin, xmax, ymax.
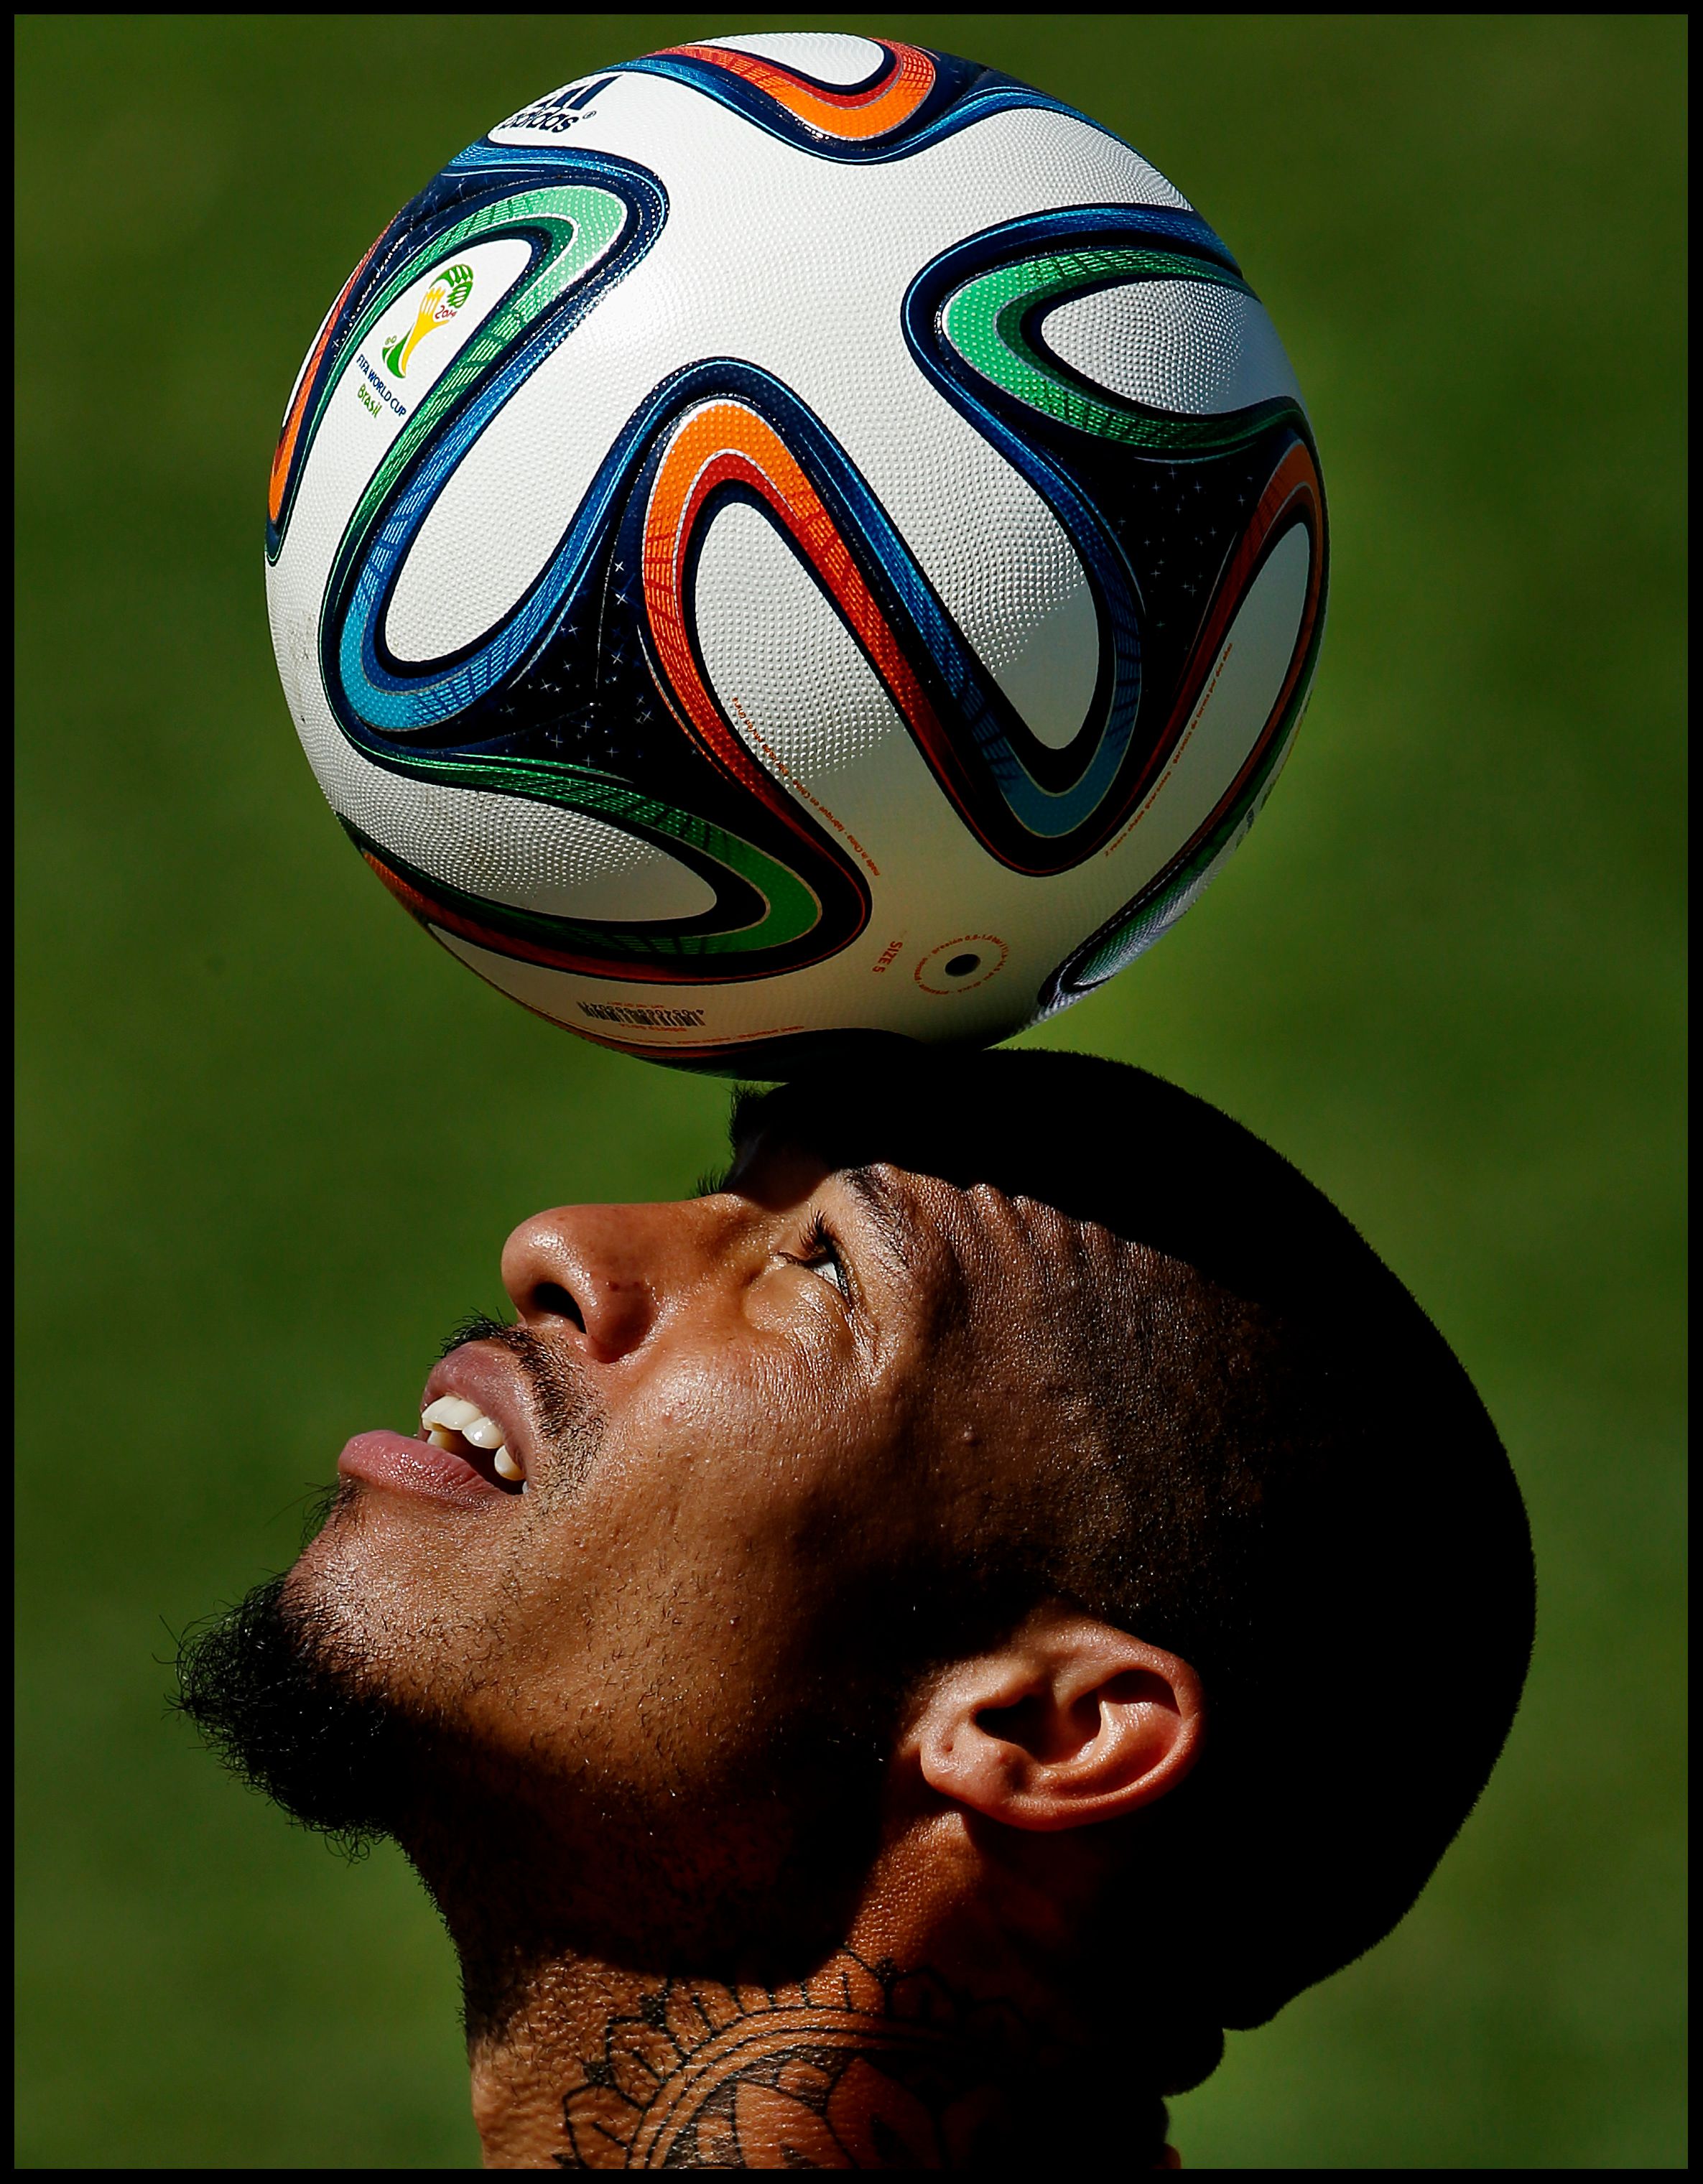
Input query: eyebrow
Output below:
<box><xmin>703</xmin><ymin>1135</ymin><xmax>926</xmax><ymax>1273</ymax></box>
<box><xmin>835</xmin><ymin>1163</ymin><xmax>922</xmax><ymax>1270</ymax></box>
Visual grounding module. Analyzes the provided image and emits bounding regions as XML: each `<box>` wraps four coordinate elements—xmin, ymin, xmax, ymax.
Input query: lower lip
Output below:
<box><xmin>338</xmin><ymin>1428</ymin><xmax>509</xmax><ymax>1505</ymax></box>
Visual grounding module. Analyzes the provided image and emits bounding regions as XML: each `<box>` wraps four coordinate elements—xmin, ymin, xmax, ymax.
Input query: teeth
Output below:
<box><xmin>421</xmin><ymin>1395</ymin><xmax>521</xmax><ymax>1482</ymax></box>
<box><xmin>422</xmin><ymin>1396</ymin><xmax>481</xmax><ymax>1431</ymax></box>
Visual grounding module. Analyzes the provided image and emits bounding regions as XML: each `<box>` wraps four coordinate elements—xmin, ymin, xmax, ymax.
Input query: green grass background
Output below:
<box><xmin>15</xmin><ymin>12</ymin><xmax>1685</xmax><ymax>2168</ymax></box>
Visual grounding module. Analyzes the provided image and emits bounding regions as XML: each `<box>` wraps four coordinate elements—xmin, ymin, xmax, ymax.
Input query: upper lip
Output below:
<box><xmin>421</xmin><ymin>1343</ymin><xmax>538</xmax><ymax>1480</ymax></box>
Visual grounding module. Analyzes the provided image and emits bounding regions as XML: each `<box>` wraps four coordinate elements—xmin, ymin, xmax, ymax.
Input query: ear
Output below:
<box><xmin>911</xmin><ymin>1602</ymin><xmax>1203</xmax><ymax>1833</ymax></box>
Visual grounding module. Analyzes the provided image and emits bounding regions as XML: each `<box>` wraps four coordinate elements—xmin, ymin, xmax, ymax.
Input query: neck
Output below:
<box><xmin>468</xmin><ymin>1937</ymin><xmax>1059</xmax><ymax>2168</ymax></box>
<box><xmin>459</xmin><ymin>1905</ymin><xmax>1183</xmax><ymax>2169</ymax></box>
<box><xmin>437</xmin><ymin>1818</ymin><xmax>1177</xmax><ymax>2168</ymax></box>
<box><xmin>471</xmin><ymin>1948</ymin><xmax>1017</xmax><ymax>2166</ymax></box>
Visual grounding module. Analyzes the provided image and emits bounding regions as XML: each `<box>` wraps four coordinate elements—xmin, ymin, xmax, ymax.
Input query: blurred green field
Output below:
<box><xmin>14</xmin><ymin>12</ymin><xmax>1686</xmax><ymax>2169</ymax></box>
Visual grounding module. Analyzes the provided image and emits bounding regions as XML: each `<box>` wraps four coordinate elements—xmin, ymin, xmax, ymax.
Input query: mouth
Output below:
<box><xmin>335</xmin><ymin>1341</ymin><xmax>544</xmax><ymax>1507</ymax></box>
<box><xmin>417</xmin><ymin>1342</ymin><xmax>542</xmax><ymax>1497</ymax></box>
<box><xmin>417</xmin><ymin>1396</ymin><xmax>525</xmax><ymax>1495</ymax></box>
<box><xmin>338</xmin><ymin>1427</ymin><xmax>515</xmax><ymax>1505</ymax></box>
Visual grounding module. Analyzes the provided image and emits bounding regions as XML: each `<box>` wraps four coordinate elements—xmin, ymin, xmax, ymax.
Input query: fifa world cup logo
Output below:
<box><xmin>381</xmin><ymin>261</ymin><xmax>475</xmax><ymax>378</ymax></box>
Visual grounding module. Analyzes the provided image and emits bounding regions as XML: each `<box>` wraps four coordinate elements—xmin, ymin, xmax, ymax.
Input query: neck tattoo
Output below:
<box><xmin>555</xmin><ymin>1949</ymin><xmax>1031</xmax><ymax>2169</ymax></box>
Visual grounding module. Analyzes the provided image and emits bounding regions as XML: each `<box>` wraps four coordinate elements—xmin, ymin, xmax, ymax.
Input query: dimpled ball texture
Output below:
<box><xmin>265</xmin><ymin>31</ymin><xmax>1326</xmax><ymax>1075</ymax></box>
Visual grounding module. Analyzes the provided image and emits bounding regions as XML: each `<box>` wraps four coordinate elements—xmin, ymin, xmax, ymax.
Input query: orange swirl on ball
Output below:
<box><xmin>654</xmin><ymin>41</ymin><xmax>935</xmax><ymax>141</ymax></box>
<box><xmin>641</xmin><ymin>398</ymin><xmax>944</xmax><ymax>801</ymax></box>
<box><xmin>268</xmin><ymin>235</ymin><xmax>381</xmax><ymax>524</ymax></box>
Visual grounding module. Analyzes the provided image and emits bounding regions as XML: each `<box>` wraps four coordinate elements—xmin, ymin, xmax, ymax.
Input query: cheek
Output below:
<box><xmin>453</xmin><ymin>1507</ymin><xmax>808</xmax><ymax>1778</ymax></box>
<box><xmin>450</xmin><ymin>1344</ymin><xmax>886</xmax><ymax>1732</ymax></box>
<box><xmin>613</xmin><ymin>1323</ymin><xmax>867</xmax><ymax>1482</ymax></box>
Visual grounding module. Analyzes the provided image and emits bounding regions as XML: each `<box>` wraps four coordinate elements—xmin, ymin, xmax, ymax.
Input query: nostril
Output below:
<box><xmin>531</xmin><ymin>1280</ymin><xmax>585</xmax><ymax>1329</ymax></box>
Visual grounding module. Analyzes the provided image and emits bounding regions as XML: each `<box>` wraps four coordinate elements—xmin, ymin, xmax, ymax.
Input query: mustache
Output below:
<box><xmin>437</xmin><ymin>1310</ymin><xmax>604</xmax><ymax>1481</ymax></box>
<box><xmin>437</xmin><ymin>1309</ymin><xmax>519</xmax><ymax>1360</ymax></box>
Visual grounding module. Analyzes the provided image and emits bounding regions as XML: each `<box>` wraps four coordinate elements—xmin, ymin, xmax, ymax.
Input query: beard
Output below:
<box><xmin>172</xmin><ymin>1314</ymin><xmax>609</xmax><ymax>1848</ymax></box>
<box><xmin>172</xmin><ymin>1316</ymin><xmax>933</xmax><ymax>2017</ymax></box>
<box><xmin>173</xmin><ymin>1533</ymin><xmax>897</xmax><ymax>2045</ymax></box>
<box><xmin>172</xmin><ymin>1534</ymin><xmax>429</xmax><ymax>1851</ymax></box>
<box><xmin>173</xmin><ymin>1520</ymin><xmax>907</xmax><ymax>2032</ymax></box>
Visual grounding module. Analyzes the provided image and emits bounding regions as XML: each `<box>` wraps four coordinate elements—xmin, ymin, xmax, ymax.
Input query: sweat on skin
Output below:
<box><xmin>177</xmin><ymin>1051</ymin><xmax>1534</xmax><ymax>2170</ymax></box>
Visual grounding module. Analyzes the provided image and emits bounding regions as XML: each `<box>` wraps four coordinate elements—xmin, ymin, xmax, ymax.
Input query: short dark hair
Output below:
<box><xmin>736</xmin><ymin>1049</ymin><xmax>1535</xmax><ymax>2048</ymax></box>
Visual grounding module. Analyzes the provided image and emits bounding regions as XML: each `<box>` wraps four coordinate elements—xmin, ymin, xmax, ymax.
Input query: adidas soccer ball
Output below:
<box><xmin>266</xmin><ymin>32</ymin><xmax>1326</xmax><ymax>1075</ymax></box>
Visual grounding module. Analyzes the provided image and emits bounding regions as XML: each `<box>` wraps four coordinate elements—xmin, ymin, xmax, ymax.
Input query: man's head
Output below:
<box><xmin>179</xmin><ymin>1049</ymin><xmax>1533</xmax><ymax>2076</ymax></box>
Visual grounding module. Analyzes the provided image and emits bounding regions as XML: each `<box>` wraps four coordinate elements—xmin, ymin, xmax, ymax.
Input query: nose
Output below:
<box><xmin>500</xmin><ymin>1200</ymin><xmax>709</xmax><ymax>1363</ymax></box>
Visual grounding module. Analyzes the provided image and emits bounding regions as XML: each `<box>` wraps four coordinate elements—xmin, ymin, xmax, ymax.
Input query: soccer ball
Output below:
<box><xmin>266</xmin><ymin>32</ymin><xmax>1325</xmax><ymax>1075</ymax></box>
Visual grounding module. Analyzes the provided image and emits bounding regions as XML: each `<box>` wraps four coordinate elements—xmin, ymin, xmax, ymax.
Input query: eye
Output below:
<box><xmin>786</xmin><ymin>1212</ymin><xmax>849</xmax><ymax>1299</ymax></box>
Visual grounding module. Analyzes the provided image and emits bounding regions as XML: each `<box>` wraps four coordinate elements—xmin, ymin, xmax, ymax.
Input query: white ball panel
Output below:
<box><xmin>274</xmin><ymin>593</ymin><xmax>712</xmax><ymax>922</ymax></box>
<box><xmin>695</xmin><ymin>499</ymin><xmax>901</xmax><ymax>778</ymax></box>
<box><xmin>698</xmin><ymin>489</ymin><xmax>1100</xmax><ymax>764</ymax></box>
<box><xmin>265</xmin><ymin>60</ymin><xmax>1314</xmax><ymax>1061</ymax></box>
<box><xmin>337</xmin><ymin>750</ymin><xmax>714</xmax><ymax>922</ymax></box>
<box><xmin>702</xmin><ymin>33</ymin><xmax>888</xmax><ymax>85</ymax></box>
<box><xmin>267</xmin><ymin>233</ymin><xmax>532</xmax><ymax>705</ymax></box>
<box><xmin>381</xmin><ymin>234</ymin><xmax>605</xmax><ymax>664</ymax></box>
<box><xmin>1110</xmin><ymin>522</ymin><xmax>1311</xmax><ymax>878</ymax></box>
<box><xmin>990</xmin><ymin>567</ymin><xmax>1099</xmax><ymax>749</ymax></box>
<box><xmin>426</xmin><ymin>927</ymin><xmax>820</xmax><ymax>1051</ymax></box>
<box><xmin>375</xmin><ymin>294</ymin><xmax>651</xmax><ymax>668</ymax></box>
<box><xmin>695</xmin><ymin>498</ymin><xmax>1154</xmax><ymax>1042</ymax></box>
<box><xmin>407</xmin><ymin>86</ymin><xmax>1153</xmax><ymax>720</ymax></box>
<box><xmin>428</xmin><ymin>928</ymin><xmax>595</xmax><ymax>1028</ymax></box>
<box><xmin>1041</xmin><ymin>279</ymin><xmax>1303</xmax><ymax>417</ymax></box>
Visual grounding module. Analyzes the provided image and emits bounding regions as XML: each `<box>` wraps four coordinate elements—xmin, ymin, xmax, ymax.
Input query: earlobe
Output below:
<box><xmin>912</xmin><ymin>1608</ymin><xmax>1204</xmax><ymax>1834</ymax></box>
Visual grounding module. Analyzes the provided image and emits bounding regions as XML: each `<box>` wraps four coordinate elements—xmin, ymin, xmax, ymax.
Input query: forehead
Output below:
<box><xmin>721</xmin><ymin>1072</ymin><xmax>1092</xmax><ymax>1218</ymax></box>
<box><xmin>726</xmin><ymin>1119</ymin><xmax>1119</xmax><ymax>1296</ymax></box>
<box><xmin>719</xmin><ymin>1127</ymin><xmax>830</xmax><ymax>1208</ymax></box>
<box><xmin>721</xmin><ymin>1079</ymin><xmax>985</xmax><ymax>1198</ymax></box>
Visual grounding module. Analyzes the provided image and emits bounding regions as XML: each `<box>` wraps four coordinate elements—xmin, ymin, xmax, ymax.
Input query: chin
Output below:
<box><xmin>284</xmin><ymin>1490</ymin><xmax>441</xmax><ymax>1670</ymax></box>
